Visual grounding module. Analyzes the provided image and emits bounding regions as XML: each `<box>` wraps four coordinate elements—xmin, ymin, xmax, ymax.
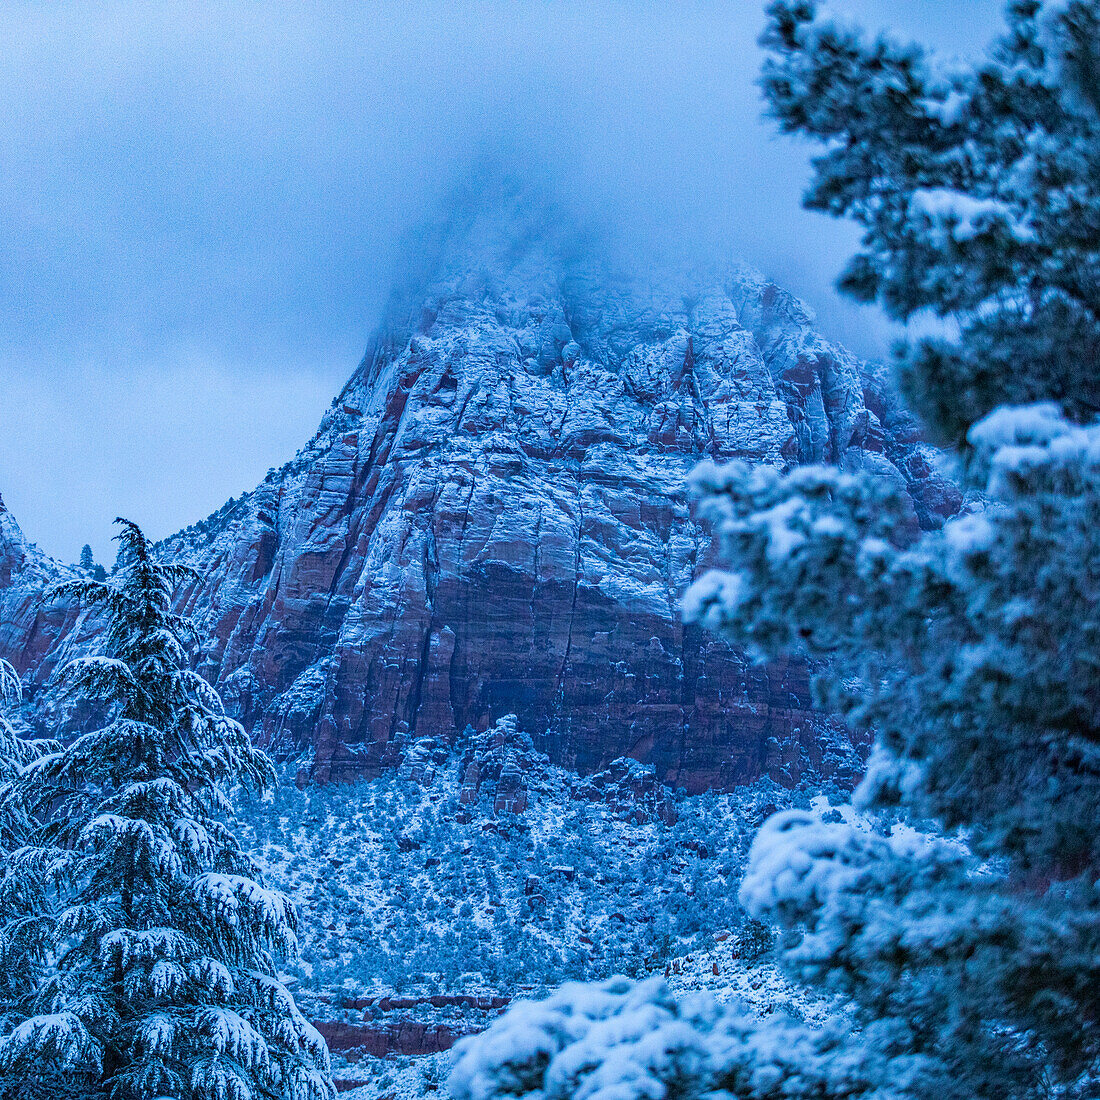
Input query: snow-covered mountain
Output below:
<box><xmin>0</xmin><ymin>191</ymin><xmax>959</xmax><ymax>789</ymax></box>
<box><xmin>0</xmin><ymin>494</ymin><xmax>86</xmax><ymax>681</ymax></box>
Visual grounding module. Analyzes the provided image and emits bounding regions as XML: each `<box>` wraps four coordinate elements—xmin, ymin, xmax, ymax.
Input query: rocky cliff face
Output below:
<box><xmin>0</xmin><ymin>200</ymin><xmax>960</xmax><ymax>790</ymax></box>
<box><xmin>0</xmin><ymin>495</ymin><xmax>85</xmax><ymax>685</ymax></box>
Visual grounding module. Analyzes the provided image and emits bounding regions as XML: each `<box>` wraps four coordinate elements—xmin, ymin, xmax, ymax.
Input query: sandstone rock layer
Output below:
<box><xmin>0</xmin><ymin>207</ymin><xmax>959</xmax><ymax>791</ymax></box>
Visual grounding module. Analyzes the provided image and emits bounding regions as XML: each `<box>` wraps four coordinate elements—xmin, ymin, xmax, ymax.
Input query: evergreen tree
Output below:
<box><xmin>681</xmin><ymin>2</ymin><xmax>1100</xmax><ymax>1096</ymax></box>
<box><xmin>79</xmin><ymin>545</ymin><xmax>95</xmax><ymax>575</ymax></box>
<box><xmin>0</xmin><ymin>658</ymin><xmax>24</xmax><ymax>784</ymax></box>
<box><xmin>0</xmin><ymin>659</ymin><xmax>27</xmax><ymax>1019</ymax></box>
<box><xmin>759</xmin><ymin>0</ymin><xmax>1100</xmax><ymax>444</ymax></box>
<box><xmin>0</xmin><ymin>662</ymin><xmax>58</xmax><ymax>1077</ymax></box>
<box><xmin>0</xmin><ymin>520</ymin><xmax>332</xmax><ymax>1100</ymax></box>
<box><xmin>0</xmin><ymin>658</ymin><xmax>47</xmax><ymax>853</ymax></box>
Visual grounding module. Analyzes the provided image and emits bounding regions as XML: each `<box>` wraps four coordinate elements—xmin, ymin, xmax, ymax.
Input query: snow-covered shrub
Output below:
<box><xmin>0</xmin><ymin>521</ymin><xmax>333</xmax><ymax>1100</ymax></box>
<box><xmin>235</xmin><ymin>760</ymin><xmax>789</xmax><ymax>998</ymax></box>
<box><xmin>448</xmin><ymin>976</ymin><xmax>883</xmax><ymax>1100</ymax></box>
<box><xmin>733</xmin><ymin>919</ymin><xmax>774</xmax><ymax>965</ymax></box>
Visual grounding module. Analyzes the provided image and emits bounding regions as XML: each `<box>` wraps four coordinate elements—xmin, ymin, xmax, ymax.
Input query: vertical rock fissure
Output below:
<box><xmin>552</xmin><ymin>483</ymin><xmax>584</xmax><ymax>737</ymax></box>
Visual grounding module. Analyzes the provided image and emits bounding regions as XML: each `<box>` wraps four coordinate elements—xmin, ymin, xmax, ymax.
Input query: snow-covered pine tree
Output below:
<box><xmin>759</xmin><ymin>0</ymin><xmax>1100</xmax><ymax>445</ymax></box>
<box><xmin>79</xmin><ymin>546</ymin><xmax>95</xmax><ymax>575</ymax></box>
<box><xmin>0</xmin><ymin>520</ymin><xmax>333</xmax><ymax>1100</ymax></box>
<box><xmin>0</xmin><ymin>657</ymin><xmax>38</xmax><ymax>862</ymax></box>
<box><xmin>0</xmin><ymin>662</ymin><xmax>58</xmax><ymax>1077</ymax></box>
<box><xmin>0</xmin><ymin>658</ymin><xmax>24</xmax><ymax>1021</ymax></box>
<box><xmin>0</xmin><ymin>658</ymin><xmax>25</xmax><ymax>783</ymax></box>
<box><xmin>681</xmin><ymin>2</ymin><xmax>1100</xmax><ymax>1097</ymax></box>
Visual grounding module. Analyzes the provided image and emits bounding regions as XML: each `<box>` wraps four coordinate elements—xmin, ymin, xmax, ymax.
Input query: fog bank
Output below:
<box><xmin>0</xmin><ymin>0</ymin><xmax>1002</xmax><ymax>561</ymax></box>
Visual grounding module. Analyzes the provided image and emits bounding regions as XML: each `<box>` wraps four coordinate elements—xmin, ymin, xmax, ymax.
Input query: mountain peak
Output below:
<box><xmin>146</xmin><ymin>241</ymin><xmax>958</xmax><ymax>788</ymax></box>
<box><xmin>0</xmin><ymin>222</ymin><xmax>961</xmax><ymax>786</ymax></box>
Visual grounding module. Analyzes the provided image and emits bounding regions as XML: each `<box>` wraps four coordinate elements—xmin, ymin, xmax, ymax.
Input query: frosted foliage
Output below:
<box><xmin>687</xmin><ymin>407</ymin><xmax>1100</xmax><ymax>872</ymax></box>
<box><xmin>0</xmin><ymin>1013</ymin><xmax>100</xmax><ymax>1073</ymax></box>
<box><xmin>0</xmin><ymin>660</ymin><xmax>18</xmax><ymax>710</ymax></box>
<box><xmin>0</xmin><ymin>521</ymin><xmax>332</xmax><ymax>1100</ymax></box>
<box><xmin>762</xmin><ymin>0</ymin><xmax>1100</xmax><ymax>443</ymax></box>
<box><xmin>0</xmin><ymin>662</ymin><xmax>59</xmax><ymax>1034</ymax></box>
<box><xmin>0</xmin><ymin>659</ymin><xmax>32</xmax><ymax>779</ymax></box>
<box><xmin>679</xmin><ymin>404</ymin><xmax>1100</xmax><ymax>1096</ymax></box>
<box><xmin>448</xmin><ymin>975</ymin><xmax>949</xmax><ymax>1100</ymax></box>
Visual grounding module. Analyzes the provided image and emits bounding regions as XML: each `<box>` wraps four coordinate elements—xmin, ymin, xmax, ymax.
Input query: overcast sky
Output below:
<box><xmin>1</xmin><ymin>0</ymin><xmax>1005</xmax><ymax>564</ymax></box>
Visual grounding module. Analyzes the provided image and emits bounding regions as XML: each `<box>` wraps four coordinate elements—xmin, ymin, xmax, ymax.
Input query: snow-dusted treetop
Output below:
<box><xmin>762</xmin><ymin>0</ymin><xmax>1100</xmax><ymax>442</ymax></box>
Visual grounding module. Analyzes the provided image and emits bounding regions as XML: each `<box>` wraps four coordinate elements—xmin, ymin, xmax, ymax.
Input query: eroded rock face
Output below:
<box><xmin>571</xmin><ymin>757</ymin><xmax>678</xmax><ymax>826</ymax></box>
<box><xmin>314</xmin><ymin>1018</ymin><xmax>470</xmax><ymax>1058</ymax></box>
<box><xmin>0</xmin><ymin>203</ymin><xmax>960</xmax><ymax>790</ymax></box>
<box><xmin>160</xmin><ymin>234</ymin><xmax>956</xmax><ymax>789</ymax></box>
<box><xmin>0</xmin><ymin>495</ymin><xmax>88</xmax><ymax>687</ymax></box>
<box><xmin>452</xmin><ymin>715</ymin><xmax>543</xmax><ymax>817</ymax></box>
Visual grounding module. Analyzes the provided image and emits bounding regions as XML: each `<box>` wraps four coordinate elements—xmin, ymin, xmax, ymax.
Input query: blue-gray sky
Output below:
<box><xmin>1</xmin><ymin>1</ymin><xmax>1003</xmax><ymax>564</ymax></box>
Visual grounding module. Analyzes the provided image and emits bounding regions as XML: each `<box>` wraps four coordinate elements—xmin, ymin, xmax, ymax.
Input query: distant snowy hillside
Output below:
<box><xmin>234</xmin><ymin>714</ymin><xmax>840</xmax><ymax>1087</ymax></box>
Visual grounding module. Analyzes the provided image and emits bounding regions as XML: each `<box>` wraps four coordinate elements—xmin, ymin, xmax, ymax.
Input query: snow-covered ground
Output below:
<box><xmin>236</xmin><ymin>739</ymin><xmax>826</xmax><ymax>1003</ymax></box>
<box><xmin>230</xmin><ymin>736</ymin><xmax>845</xmax><ymax>1095</ymax></box>
<box><xmin>333</xmin><ymin>949</ymin><xmax>834</xmax><ymax>1100</ymax></box>
<box><xmin>663</xmin><ymin>944</ymin><xmax>834</xmax><ymax>1027</ymax></box>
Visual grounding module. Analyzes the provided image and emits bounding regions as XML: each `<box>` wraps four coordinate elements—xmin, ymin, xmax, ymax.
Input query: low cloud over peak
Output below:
<box><xmin>0</xmin><ymin>0</ymin><xmax>1002</xmax><ymax>561</ymax></box>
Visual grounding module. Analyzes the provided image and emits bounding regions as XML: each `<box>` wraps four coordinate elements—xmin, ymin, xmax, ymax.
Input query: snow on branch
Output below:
<box><xmin>0</xmin><ymin>1012</ymin><xmax>101</xmax><ymax>1075</ymax></box>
